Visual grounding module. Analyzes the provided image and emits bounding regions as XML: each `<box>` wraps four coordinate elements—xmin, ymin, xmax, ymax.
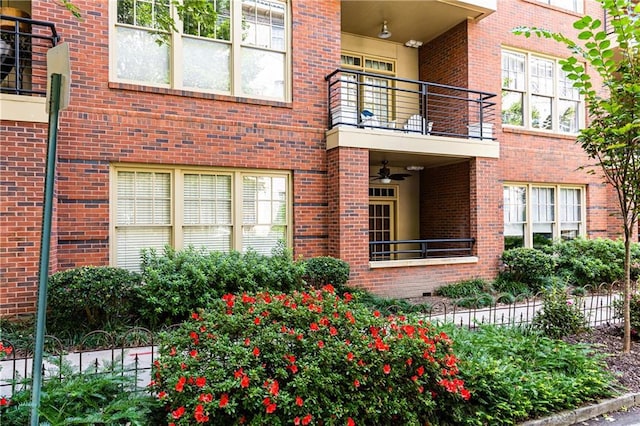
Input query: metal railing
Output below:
<box><xmin>326</xmin><ymin>69</ymin><xmax>497</xmax><ymax>140</ymax></box>
<box><xmin>369</xmin><ymin>238</ymin><xmax>475</xmax><ymax>261</ymax></box>
<box><xmin>0</xmin><ymin>12</ymin><xmax>58</xmax><ymax>96</ymax></box>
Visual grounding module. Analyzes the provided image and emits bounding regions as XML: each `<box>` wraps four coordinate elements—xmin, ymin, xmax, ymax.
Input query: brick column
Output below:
<box><xmin>327</xmin><ymin>147</ymin><xmax>370</xmax><ymax>286</ymax></box>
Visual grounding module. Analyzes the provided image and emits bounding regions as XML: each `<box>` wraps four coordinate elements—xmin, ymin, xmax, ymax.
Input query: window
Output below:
<box><xmin>501</xmin><ymin>49</ymin><xmax>582</xmax><ymax>133</ymax></box>
<box><xmin>112</xmin><ymin>166</ymin><xmax>290</xmax><ymax>271</ymax></box>
<box><xmin>341</xmin><ymin>53</ymin><xmax>396</xmax><ymax>124</ymax></box>
<box><xmin>533</xmin><ymin>0</ymin><xmax>584</xmax><ymax>13</ymax></box>
<box><xmin>113</xmin><ymin>0</ymin><xmax>289</xmax><ymax>101</ymax></box>
<box><xmin>503</xmin><ymin>184</ymin><xmax>585</xmax><ymax>249</ymax></box>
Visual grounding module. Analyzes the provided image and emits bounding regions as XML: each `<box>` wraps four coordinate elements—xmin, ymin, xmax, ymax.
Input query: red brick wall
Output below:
<box><xmin>0</xmin><ymin>123</ymin><xmax>49</xmax><ymax>316</ymax></box>
<box><xmin>2</xmin><ymin>0</ymin><xmax>630</xmax><ymax>315</ymax></box>
<box><xmin>420</xmin><ymin>162</ymin><xmax>471</xmax><ymax>239</ymax></box>
<box><xmin>0</xmin><ymin>0</ymin><xmax>341</xmax><ymax>316</ymax></box>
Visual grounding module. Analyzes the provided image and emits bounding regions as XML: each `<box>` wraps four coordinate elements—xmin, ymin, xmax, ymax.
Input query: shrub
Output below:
<box><xmin>0</xmin><ymin>359</ymin><xmax>161</xmax><ymax>425</ymax></box>
<box><xmin>492</xmin><ymin>274</ymin><xmax>532</xmax><ymax>298</ymax></box>
<box><xmin>500</xmin><ymin>248</ymin><xmax>556</xmax><ymax>293</ymax></box>
<box><xmin>150</xmin><ymin>286</ymin><xmax>471</xmax><ymax>425</ymax></box>
<box><xmin>435</xmin><ymin>278</ymin><xmax>490</xmax><ymax>299</ymax></box>
<box><xmin>302</xmin><ymin>256</ymin><xmax>350</xmax><ymax>291</ymax></box>
<box><xmin>455</xmin><ymin>293</ymin><xmax>495</xmax><ymax>309</ymax></box>
<box><xmin>550</xmin><ymin>238</ymin><xmax>640</xmax><ymax>287</ymax></box>
<box><xmin>137</xmin><ymin>245</ymin><xmax>305</xmax><ymax>327</ymax></box>
<box><xmin>47</xmin><ymin>266</ymin><xmax>142</xmax><ymax>334</ymax></box>
<box><xmin>614</xmin><ymin>292</ymin><xmax>640</xmax><ymax>338</ymax></box>
<box><xmin>448</xmin><ymin>325</ymin><xmax>615</xmax><ymax>424</ymax></box>
<box><xmin>532</xmin><ymin>287</ymin><xmax>588</xmax><ymax>339</ymax></box>
<box><xmin>347</xmin><ymin>288</ymin><xmax>432</xmax><ymax>314</ymax></box>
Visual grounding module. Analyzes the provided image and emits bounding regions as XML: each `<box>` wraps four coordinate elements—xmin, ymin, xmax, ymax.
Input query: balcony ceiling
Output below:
<box><xmin>341</xmin><ymin>0</ymin><xmax>496</xmax><ymax>45</ymax></box>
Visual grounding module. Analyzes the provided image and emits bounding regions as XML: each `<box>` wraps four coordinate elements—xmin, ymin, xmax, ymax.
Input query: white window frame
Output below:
<box><xmin>110</xmin><ymin>164</ymin><xmax>292</xmax><ymax>271</ymax></box>
<box><xmin>503</xmin><ymin>183</ymin><xmax>586</xmax><ymax>249</ymax></box>
<box><xmin>532</xmin><ymin>0</ymin><xmax>584</xmax><ymax>14</ymax></box>
<box><xmin>501</xmin><ymin>48</ymin><xmax>583</xmax><ymax>134</ymax></box>
<box><xmin>109</xmin><ymin>0</ymin><xmax>292</xmax><ymax>102</ymax></box>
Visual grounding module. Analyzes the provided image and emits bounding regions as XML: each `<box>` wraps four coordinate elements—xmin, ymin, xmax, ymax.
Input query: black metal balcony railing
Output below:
<box><xmin>326</xmin><ymin>69</ymin><xmax>497</xmax><ymax>140</ymax></box>
<box><xmin>0</xmin><ymin>12</ymin><xmax>58</xmax><ymax>96</ymax></box>
<box><xmin>369</xmin><ymin>238</ymin><xmax>475</xmax><ymax>261</ymax></box>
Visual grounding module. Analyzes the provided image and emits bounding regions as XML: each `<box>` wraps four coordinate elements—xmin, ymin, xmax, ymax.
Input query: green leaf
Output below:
<box><xmin>578</xmin><ymin>30</ymin><xmax>593</xmax><ymax>40</ymax></box>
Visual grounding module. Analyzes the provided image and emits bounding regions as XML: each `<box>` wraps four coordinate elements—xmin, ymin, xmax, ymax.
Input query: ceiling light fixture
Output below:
<box><xmin>378</xmin><ymin>21</ymin><xmax>392</xmax><ymax>39</ymax></box>
<box><xmin>404</xmin><ymin>40</ymin><xmax>423</xmax><ymax>48</ymax></box>
<box><xmin>406</xmin><ymin>165</ymin><xmax>424</xmax><ymax>171</ymax></box>
<box><xmin>380</xmin><ymin>177</ymin><xmax>392</xmax><ymax>184</ymax></box>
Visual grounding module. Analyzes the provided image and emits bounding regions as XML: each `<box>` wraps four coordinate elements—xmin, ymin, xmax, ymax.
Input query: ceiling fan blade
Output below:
<box><xmin>389</xmin><ymin>173</ymin><xmax>411</xmax><ymax>180</ymax></box>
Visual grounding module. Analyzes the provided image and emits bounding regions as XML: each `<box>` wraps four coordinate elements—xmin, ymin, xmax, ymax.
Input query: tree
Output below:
<box><xmin>514</xmin><ymin>0</ymin><xmax>640</xmax><ymax>352</ymax></box>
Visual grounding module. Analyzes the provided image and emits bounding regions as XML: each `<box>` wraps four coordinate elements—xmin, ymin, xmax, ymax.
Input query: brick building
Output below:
<box><xmin>0</xmin><ymin>0</ymin><xmax>630</xmax><ymax>317</ymax></box>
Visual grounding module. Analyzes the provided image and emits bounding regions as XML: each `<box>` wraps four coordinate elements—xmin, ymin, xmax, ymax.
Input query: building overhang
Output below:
<box><xmin>326</xmin><ymin>126</ymin><xmax>500</xmax><ymax>159</ymax></box>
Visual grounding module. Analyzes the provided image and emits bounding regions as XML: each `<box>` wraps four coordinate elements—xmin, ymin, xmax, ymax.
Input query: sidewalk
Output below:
<box><xmin>519</xmin><ymin>392</ymin><xmax>640</xmax><ymax>426</ymax></box>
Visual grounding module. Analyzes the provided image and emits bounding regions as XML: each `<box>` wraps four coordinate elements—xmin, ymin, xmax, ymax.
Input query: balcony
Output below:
<box><xmin>370</xmin><ymin>238</ymin><xmax>476</xmax><ymax>262</ymax></box>
<box><xmin>1</xmin><ymin>8</ymin><xmax>59</xmax><ymax>97</ymax></box>
<box><xmin>325</xmin><ymin>69</ymin><xmax>499</xmax><ymax>159</ymax></box>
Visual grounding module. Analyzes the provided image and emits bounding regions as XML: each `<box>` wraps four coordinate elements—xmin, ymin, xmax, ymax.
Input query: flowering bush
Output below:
<box><xmin>150</xmin><ymin>285</ymin><xmax>471</xmax><ymax>425</ymax></box>
<box><xmin>0</xmin><ymin>342</ymin><xmax>13</xmax><ymax>410</ymax></box>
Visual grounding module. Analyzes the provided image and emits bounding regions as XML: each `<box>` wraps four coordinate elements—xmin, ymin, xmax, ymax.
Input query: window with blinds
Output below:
<box><xmin>503</xmin><ymin>183</ymin><xmax>585</xmax><ymax>249</ymax></box>
<box><xmin>113</xmin><ymin>167</ymin><xmax>289</xmax><ymax>270</ymax></box>
<box><xmin>115</xmin><ymin>171</ymin><xmax>172</xmax><ymax>271</ymax></box>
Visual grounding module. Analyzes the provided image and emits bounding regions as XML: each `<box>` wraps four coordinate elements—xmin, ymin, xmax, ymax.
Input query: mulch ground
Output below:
<box><xmin>563</xmin><ymin>325</ymin><xmax>640</xmax><ymax>394</ymax></box>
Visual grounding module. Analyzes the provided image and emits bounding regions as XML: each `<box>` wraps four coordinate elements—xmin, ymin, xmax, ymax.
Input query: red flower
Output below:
<box><xmin>169</xmin><ymin>347</ymin><xmax>177</xmax><ymax>356</ymax></box>
<box><xmin>234</xmin><ymin>368</ymin><xmax>244</xmax><ymax>379</ymax></box>
<box><xmin>416</xmin><ymin>366</ymin><xmax>425</xmax><ymax>377</ymax></box>
<box><xmin>254</xmin><ymin>317</ymin><xmax>261</xmax><ymax>325</ymax></box>
<box><xmin>302</xmin><ymin>414</ymin><xmax>313</xmax><ymax>425</ymax></box>
<box><xmin>158</xmin><ymin>391</ymin><xmax>167</xmax><ymax>399</ymax></box>
<box><xmin>310</xmin><ymin>322</ymin><xmax>319</xmax><ymax>331</ymax></box>
<box><xmin>266</xmin><ymin>403</ymin><xmax>277</xmax><ymax>413</ymax></box>
<box><xmin>269</xmin><ymin>380</ymin><xmax>280</xmax><ymax>396</ymax></box>
<box><xmin>373</xmin><ymin>310</ymin><xmax>381</xmax><ymax>318</ymax></box>
<box><xmin>296</xmin><ymin>396</ymin><xmax>304</xmax><ymax>406</ymax></box>
<box><xmin>195</xmin><ymin>376</ymin><xmax>206</xmax><ymax>388</ymax></box>
<box><xmin>460</xmin><ymin>388</ymin><xmax>471</xmax><ymax>400</ymax></box>
<box><xmin>347</xmin><ymin>418</ymin><xmax>355</xmax><ymax>426</ymax></box>
<box><xmin>171</xmin><ymin>406</ymin><xmax>185</xmax><ymax>419</ymax></box>
<box><xmin>0</xmin><ymin>397</ymin><xmax>8</xmax><ymax>406</ymax></box>
<box><xmin>191</xmin><ymin>312</ymin><xmax>200</xmax><ymax>320</ymax></box>
<box><xmin>219</xmin><ymin>393</ymin><xmax>229</xmax><ymax>407</ymax></box>
<box><xmin>383</xmin><ymin>364</ymin><xmax>391</xmax><ymax>374</ymax></box>
<box><xmin>287</xmin><ymin>364</ymin><xmax>299</xmax><ymax>374</ymax></box>
<box><xmin>175</xmin><ymin>376</ymin><xmax>186</xmax><ymax>392</ymax></box>
<box><xmin>322</xmin><ymin>284</ymin><xmax>335</xmax><ymax>293</ymax></box>
<box><xmin>353</xmin><ymin>379</ymin><xmax>360</xmax><ymax>388</ymax></box>
<box><xmin>190</xmin><ymin>350</ymin><xmax>198</xmax><ymax>358</ymax></box>
<box><xmin>240</xmin><ymin>375</ymin><xmax>250</xmax><ymax>388</ymax></box>
<box><xmin>198</xmin><ymin>393</ymin><xmax>213</xmax><ymax>403</ymax></box>
<box><xmin>346</xmin><ymin>352</ymin><xmax>354</xmax><ymax>361</ymax></box>
<box><xmin>294</xmin><ymin>417</ymin><xmax>301</xmax><ymax>425</ymax></box>
<box><xmin>194</xmin><ymin>404</ymin><xmax>209</xmax><ymax>423</ymax></box>
<box><xmin>329</xmin><ymin>326</ymin><xmax>338</xmax><ymax>336</ymax></box>
<box><xmin>344</xmin><ymin>292</ymin><xmax>353</xmax><ymax>302</ymax></box>
<box><xmin>253</xmin><ymin>347</ymin><xmax>261</xmax><ymax>356</ymax></box>
<box><xmin>318</xmin><ymin>340</ymin><xmax>325</xmax><ymax>349</ymax></box>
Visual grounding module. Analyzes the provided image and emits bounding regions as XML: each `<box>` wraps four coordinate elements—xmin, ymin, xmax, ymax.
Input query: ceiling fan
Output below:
<box><xmin>370</xmin><ymin>160</ymin><xmax>411</xmax><ymax>183</ymax></box>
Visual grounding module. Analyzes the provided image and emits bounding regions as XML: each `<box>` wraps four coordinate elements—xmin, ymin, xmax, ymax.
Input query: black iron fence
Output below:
<box><xmin>326</xmin><ymin>68</ymin><xmax>497</xmax><ymax>140</ymax></box>
<box><xmin>0</xmin><ymin>11</ymin><xmax>58</xmax><ymax>96</ymax></box>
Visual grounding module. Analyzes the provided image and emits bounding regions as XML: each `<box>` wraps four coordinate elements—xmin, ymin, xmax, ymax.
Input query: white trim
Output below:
<box><xmin>369</xmin><ymin>256</ymin><xmax>479</xmax><ymax>269</ymax></box>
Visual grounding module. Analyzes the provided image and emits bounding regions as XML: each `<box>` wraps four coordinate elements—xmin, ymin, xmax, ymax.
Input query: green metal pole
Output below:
<box><xmin>30</xmin><ymin>72</ymin><xmax>62</xmax><ymax>426</ymax></box>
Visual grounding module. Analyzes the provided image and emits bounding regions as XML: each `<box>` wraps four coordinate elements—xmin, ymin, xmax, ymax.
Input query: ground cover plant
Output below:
<box><xmin>150</xmin><ymin>285</ymin><xmax>472</xmax><ymax>425</ymax></box>
<box><xmin>0</xmin><ymin>359</ymin><xmax>161</xmax><ymax>425</ymax></box>
<box><xmin>447</xmin><ymin>324</ymin><xmax>617</xmax><ymax>425</ymax></box>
